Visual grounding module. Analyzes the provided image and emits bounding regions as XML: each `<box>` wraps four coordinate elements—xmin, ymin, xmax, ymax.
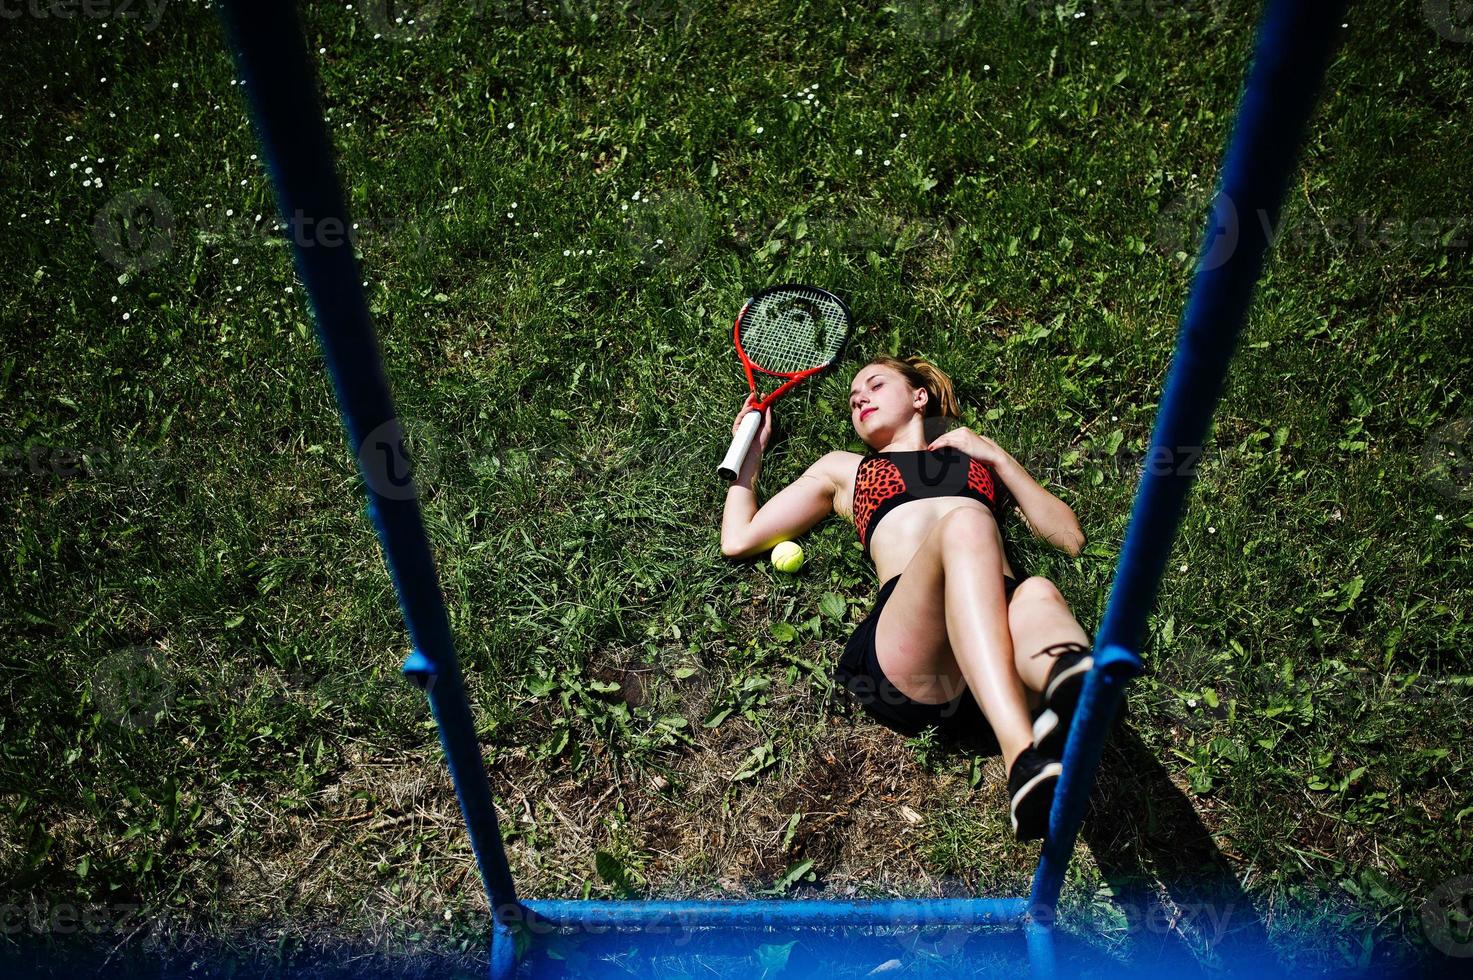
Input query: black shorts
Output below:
<box><xmin>832</xmin><ymin>573</ymin><xmax>1021</xmax><ymax>751</ymax></box>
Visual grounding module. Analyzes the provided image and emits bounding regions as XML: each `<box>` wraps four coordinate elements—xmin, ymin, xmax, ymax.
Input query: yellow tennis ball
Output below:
<box><xmin>771</xmin><ymin>541</ymin><xmax>804</xmax><ymax>573</ymax></box>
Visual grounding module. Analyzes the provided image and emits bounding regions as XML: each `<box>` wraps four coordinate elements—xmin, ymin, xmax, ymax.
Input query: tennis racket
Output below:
<box><xmin>717</xmin><ymin>283</ymin><xmax>852</xmax><ymax>480</ymax></box>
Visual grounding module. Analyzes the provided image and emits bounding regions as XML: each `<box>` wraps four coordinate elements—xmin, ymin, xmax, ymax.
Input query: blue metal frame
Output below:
<box><xmin>217</xmin><ymin>0</ymin><xmax>1344</xmax><ymax>975</ymax></box>
<box><xmin>1029</xmin><ymin>0</ymin><xmax>1348</xmax><ymax>924</ymax></box>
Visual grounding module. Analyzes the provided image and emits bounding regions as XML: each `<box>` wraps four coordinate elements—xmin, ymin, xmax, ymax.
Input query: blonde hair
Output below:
<box><xmin>864</xmin><ymin>354</ymin><xmax>961</xmax><ymax>419</ymax></box>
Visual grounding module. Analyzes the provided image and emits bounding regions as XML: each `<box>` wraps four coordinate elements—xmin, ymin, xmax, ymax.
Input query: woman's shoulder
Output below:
<box><xmin>816</xmin><ymin>449</ymin><xmax>866</xmax><ymax>478</ymax></box>
<box><xmin>813</xmin><ymin>450</ymin><xmax>863</xmax><ymax>517</ymax></box>
<box><xmin>813</xmin><ymin>448</ymin><xmax>866</xmax><ymax>492</ymax></box>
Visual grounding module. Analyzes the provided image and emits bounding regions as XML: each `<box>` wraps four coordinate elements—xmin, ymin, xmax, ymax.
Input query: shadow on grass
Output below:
<box><xmin>1076</xmin><ymin>716</ymin><xmax>1281</xmax><ymax>977</ymax></box>
<box><xmin>1066</xmin><ymin>716</ymin><xmax>1445</xmax><ymax>978</ymax></box>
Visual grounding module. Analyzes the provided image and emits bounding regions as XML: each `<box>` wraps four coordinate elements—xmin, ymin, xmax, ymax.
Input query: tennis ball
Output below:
<box><xmin>771</xmin><ymin>541</ymin><xmax>804</xmax><ymax>573</ymax></box>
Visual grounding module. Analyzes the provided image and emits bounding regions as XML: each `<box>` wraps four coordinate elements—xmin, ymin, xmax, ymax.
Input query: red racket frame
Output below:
<box><xmin>719</xmin><ymin>284</ymin><xmax>851</xmax><ymax>480</ymax></box>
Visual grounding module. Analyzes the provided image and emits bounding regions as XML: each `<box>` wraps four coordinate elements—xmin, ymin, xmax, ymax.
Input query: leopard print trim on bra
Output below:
<box><xmin>852</xmin><ymin>447</ymin><xmax>1004</xmax><ymax>554</ymax></box>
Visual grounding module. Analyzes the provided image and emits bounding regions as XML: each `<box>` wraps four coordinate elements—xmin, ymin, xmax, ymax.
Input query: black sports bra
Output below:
<box><xmin>852</xmin><ymin>447</ymin><xmax>1007</xmax><ymax>555</ymax></box>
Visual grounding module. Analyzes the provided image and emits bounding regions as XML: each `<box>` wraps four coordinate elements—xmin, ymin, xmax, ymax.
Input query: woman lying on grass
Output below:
<box><xmin>721</xmin><ymin>355</ymin><xmax>1094</xmax><ymax>840</ymax></box>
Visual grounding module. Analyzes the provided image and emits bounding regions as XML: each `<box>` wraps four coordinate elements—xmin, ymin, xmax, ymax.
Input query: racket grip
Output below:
<box><xmin>718</xmin><ymin>409</ymin><xmax>764</xmax><ymax>481</ymax></box>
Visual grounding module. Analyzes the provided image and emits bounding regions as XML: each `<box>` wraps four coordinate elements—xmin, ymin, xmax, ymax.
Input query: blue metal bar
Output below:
<box><xmin>1029</xmin><ymin>0</ymin><xmax>1348</xmax><ymax>916</ymax></box>
<box><xmin>214</xmin><ymin>2</ymin><xmax>520</xmax><ymax>970</ymax></box>
<box><xmin>518</xmin><ymin>897</ymin><xmax>1029</xmax><ymax>931</ymax></box>
<box><xmin>1024</xmin><ymin>913</ymin><xmax>1056</xmax><ymax>980</ymax></box>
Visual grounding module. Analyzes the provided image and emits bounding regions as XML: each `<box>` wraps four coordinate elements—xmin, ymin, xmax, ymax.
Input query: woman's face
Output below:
<box><xmin>849</xmin><ymin>364</ymin><xmax>924</xmax><ymax>445</ymax></box>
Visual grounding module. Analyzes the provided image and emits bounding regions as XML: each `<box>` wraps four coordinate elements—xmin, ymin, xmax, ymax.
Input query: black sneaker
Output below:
<box><xmin>1008</xmin><ymin>745</ymin><xmax>1062</xmax><ymax>841</ymax></box>
<box><xmin>1031</xmin><ymin>643</ymin><xmax>1095</xmax><ymax>760</ymax></box>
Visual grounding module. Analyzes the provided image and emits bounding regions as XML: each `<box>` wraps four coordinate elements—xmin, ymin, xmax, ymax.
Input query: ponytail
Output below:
<box><xmin>865</xmin><ymin>354</ymin><xmax>961</xmax><ymax>419</ymax></box>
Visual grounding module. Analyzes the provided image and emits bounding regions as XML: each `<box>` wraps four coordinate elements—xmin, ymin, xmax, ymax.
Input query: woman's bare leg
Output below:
<box><xmin>871</xmin><ymin>507</ymin><xmax>1034</xmax><ymax>769</ymax></box>
<box><xmin>1007</xmin><ymin>577</ymin><xmax>1093</xmax><ymax>693</ymax></box>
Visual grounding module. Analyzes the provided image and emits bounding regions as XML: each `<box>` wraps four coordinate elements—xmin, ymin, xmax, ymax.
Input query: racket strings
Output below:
<box><xmin>739</xmin><ymin>289</ymin><xmax>849</xmax><ymax>375</ymax></box>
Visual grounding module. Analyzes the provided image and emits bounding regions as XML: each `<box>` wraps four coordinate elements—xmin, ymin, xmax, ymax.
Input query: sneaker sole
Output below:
<box><xmin>1010</xmin><ymin>760</ymin><xmax>1063</xmax><ymax>840</ymax></box>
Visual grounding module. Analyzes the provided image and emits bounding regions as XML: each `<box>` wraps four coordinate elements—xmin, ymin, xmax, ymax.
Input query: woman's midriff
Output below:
<box><xmin>865</xmin><ymin>496</ymin><xmax>1016</xmax><ymax>583</ymax></box>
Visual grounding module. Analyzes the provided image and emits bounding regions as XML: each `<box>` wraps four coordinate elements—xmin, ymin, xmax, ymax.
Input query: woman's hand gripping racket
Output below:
<box><xmin>717</xmin><ymin>283</ymin><xmax>852</xmax><ymax>480</ymax></box>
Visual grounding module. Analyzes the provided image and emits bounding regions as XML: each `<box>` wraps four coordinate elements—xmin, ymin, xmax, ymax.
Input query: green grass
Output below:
<box><xmin>1</xmin><ymin>0</ymin><xmax>1470</xmax><ymax>975</ymax></box>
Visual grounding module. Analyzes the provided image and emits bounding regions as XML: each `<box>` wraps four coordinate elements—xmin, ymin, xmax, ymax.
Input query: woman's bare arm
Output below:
<box><xmin>995</xmin><ymin>455</ymin><xmax>1085</xmax><ymax>556</ymax></box>
<box><xmin>722</xmin><ymin>451</ymin><xmax>844</xmax><ymax>559</ymax></box>
<box><xmin>925</xmin><ymin>425</ymin><xmax>1085</xmax><ymax>557</ymax></box>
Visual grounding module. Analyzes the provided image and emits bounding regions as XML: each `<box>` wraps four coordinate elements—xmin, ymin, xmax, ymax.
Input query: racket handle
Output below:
<box><xmin>719</xmin><ymin>409</ymin><xmax>764</xmax><ymax>481</ymax></box>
